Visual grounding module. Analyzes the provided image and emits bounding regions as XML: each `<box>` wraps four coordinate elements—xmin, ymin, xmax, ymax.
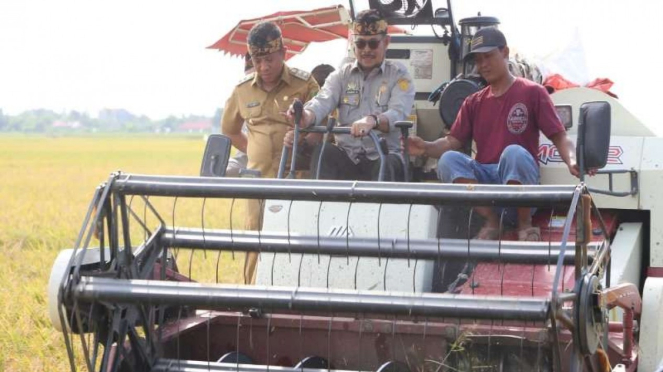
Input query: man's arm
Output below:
<box><xmin>299</xmin><ymin>68</ymin><xmax>344</xmax><ymax>127</ymax></box>
<box><xmin>550</xmin><ymin>131</ymin><xmax>580</xmax><ymax>177</ymax></box>
<box><xmin>378</xmin><ymin>66</ymin><xmax>415</xmax><ymax>133</ymax></box>
<box><xmin>221</xmin><ymin>90</ymin><xmax>247</xmax><ymax>153</ymax></box>
<box><xmin>409</xmin><ymin>134</ymin><xmax>463</xmax><ymax>159</ymax></box>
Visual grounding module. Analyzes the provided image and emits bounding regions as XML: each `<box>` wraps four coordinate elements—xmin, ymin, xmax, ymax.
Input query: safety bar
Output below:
<box><xmin>111</xmin><ymin>174</ymin><xmax>579</xmax><ymax>207</ymax></box>
<box><xmin>162</xmin><ymin>227</ymin><xmax>598</xmax><ymax>264</ymax></box>
<box><xmin>74</xmin><ymin>277</ymin><xmax>551</xmax><ymax>321</ymax></box>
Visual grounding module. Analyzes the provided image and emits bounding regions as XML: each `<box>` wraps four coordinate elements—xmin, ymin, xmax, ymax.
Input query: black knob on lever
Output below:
<box><xmin>289</xmin><ymin>99</ymin><xmax>304</xmax><ymax>178</ymax></box>
<box><xmin>395</xmin><ymin>121</ymin><xmax>414</xmax><ymax>182</ymax></box>
<box><xmin>293</xmin><ymin>99</ymin><xmax>304</xmax><ymax>128</ymax></box>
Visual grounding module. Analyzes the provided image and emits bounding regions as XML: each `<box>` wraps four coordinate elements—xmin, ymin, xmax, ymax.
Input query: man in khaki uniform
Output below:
<box><xmin>221</xmin><ymin>21</ymin><xmax>319</xmax><ymax>283</ymax></box>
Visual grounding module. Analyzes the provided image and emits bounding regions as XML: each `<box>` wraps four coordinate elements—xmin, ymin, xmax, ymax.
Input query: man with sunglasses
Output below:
<box><xmin>408</xmin><ymin>28</ymin><xmax>578</xmax><ymax>242</ymax></box>
<box><xmin>221</xmin><ymin>21</ymin><xmax>319</xmax><ymax>283</ymax></box>
<box><xmin>285</xmin><ymin>9</ymin><xmax>415</xmax><ymax>181</ymax></box>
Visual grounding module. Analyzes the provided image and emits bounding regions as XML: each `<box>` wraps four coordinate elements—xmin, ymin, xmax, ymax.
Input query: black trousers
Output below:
<box><xmin>310</xmin><ymin>144</ymin><xmax>403</xmax><ymax>181</ymax></box>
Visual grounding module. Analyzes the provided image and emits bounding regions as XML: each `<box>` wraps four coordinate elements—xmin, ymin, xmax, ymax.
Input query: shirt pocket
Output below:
<box><xmin>376</xmin><ymin>85</ymin><xmax>390</xmax><ymax>109</ymax></box>
<box><xmin>339</xmin><ymin>93</ymin><xmax>360</xmax><ymax>119</ymax></box>
<box><xmin>241</xmin><ymin>101</ymin><xmax>263</xmax><ymax>120</ymax></box>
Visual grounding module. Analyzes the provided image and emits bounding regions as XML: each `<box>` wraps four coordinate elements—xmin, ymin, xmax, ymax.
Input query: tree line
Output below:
<box><xmin>0</xmin><ymin>108</ymin><xmax>223</xmax><ymax>134</ymax></box>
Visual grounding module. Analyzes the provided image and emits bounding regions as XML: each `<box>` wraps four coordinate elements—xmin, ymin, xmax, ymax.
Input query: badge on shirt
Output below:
<box><xmin>376</xmin><ymin>83</ymin><xmax>388</xmax><ymax>106</ymax></box>
<box><xmin>345</xmin><ymin>81</ymin><xmax>359</xmax><ymax>95</ymax></box>
<box><xmin>342</xmin><ymin>94</ymin><xmax>359</xmax><ymax>106</ymax></box>
<box><xmin>246</xmin><ymin>101</ymin><xmax>260</xmax><ymax>108</ymax></box>
<box><xmin>397</xmin><ymin>78</ymin><xmax>410</xmax><ymax>91</ymax></box>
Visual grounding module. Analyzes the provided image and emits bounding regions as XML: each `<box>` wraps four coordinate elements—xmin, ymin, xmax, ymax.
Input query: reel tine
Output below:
<box><xmin>172</xmin><ymin>196</ymin><xmax>179</xmax><ymax>261</ymax></box>
<box><xmin>266</xmin><ymin>315</ymin><xmax>272</xmax><ymax>372</ymax></box>
<box><xmin>412</xmin><ymin>258</ymin><xmax>418</xmax><ymax>293</ymax></box>
<box><xmin>271</xmin><ymin>250</ymin><xmax>277</xmax><ymax>286</ymax></box>
<box><xmin>72</xmin><ymin>299</ymin><xmax>94</xmax><ymax>372</ymax></box>
<box><xmin>548</xmin><ymin>208</ymin><xmax>555</xmax><ymax>272</ymax></box>
<box><xmin>176</xmin><ymin>306</ymin><xmax>183</xmax><ymax>371</ymax></box>
<box><xmin>215</xmin><ymin>250</ymin><xmax>222</xmax><ymax>284</ymax></box>
<box><xmin>287</xmin><ymin>199</ymin><xmax>294</xmax><ymax>262</ymax></box>
<box><xmin>391</xmin><ymin>315</ymin><xmax>397</xmax><ymax>362</ymax></box>
<box><xmin>205</xmin><ymin>310</ymin><xmax>212</xmax><ymax>370</ymax></box>
<box><xmin>236</xmin><ymin>313</ymin><xmax>241</xmax><ymax>372</ymax></box>
<box><xmin>354</xmin><ymin>256</ymin><xmax>361</xmax><ymax>290</ymax></box>
<box><xmin>258</xmin><ymin>199</ymin><xmax>265</xmax><ymax>262</ymax></box>
<box><xmin>467</xmin><ymin>208</ymin><xmax>474</xmax><ymax>295</ymax></box>
<box><xmin>531</xmin><ymin>260</ymin><xmax>536</xmax><ymax>297</ymax></box>
<box><xmin>317</xmin><ymin>201</ymin><xmax>323</xmax><ymax>264</ymax></box>
<box><xmin>406</xmin><ymin>204</ymin><xmax>413</xmax><ymax>267</ymax></box>
<box><xmin>536</xmin><ymin>328</ymin><xmax>544</xmax><ymax>372</ymax></box>
<box><xmin>297</xmin><ymin>251</ymin><xmax>304</xmax><ymax>288</ymax></box>
<box><xmin>188</xmin><ymin>249</ymin><xmax>194</xmax><ymax>281</ymax></box>
<box><xmin>230</xmin><ymin>198</ymin><xmax>236</xmax><ymax>260</ymax></box>
<box><xmin>143</xmin><ymin>195</ymin><xmax>149</xmax><ymax>243</ymax></box>
<box><xmin>299</xmin><ymin>314</ymin><xmax>304</xmax><ymax>368</ymax></box>
<box><xmin>201</xmin><ymin>198</ymin><xmax>207</xmax><ymax>260</ymax></box>
<box><xmin>358</xmin><ymin>317</ymin><xmax>364</xmax><ymax>371</ymax></box>
<box><xmin>345</xmin><ymin>202</ymin><xmax>353</xmax><ymax>265</ymax></box>
<box><xmin>498</xmin><ymin>209</ymin><xmax>506</xmax><ymax>296</ymax></box>
<box><xmin>487</xmin><ymin>319</ymin><xmax>494</xmax><ymax>367</ymax></box>
<box><xmin>383</xmin><ymin>241</ymin><xmax>394</xmax><ymax>291</ymax></box>
<box><xmin>326</xmin><ymin>251</ymin><xmax>333</xmax><ymax>289</ymax></box>
<box><xmin>327</xmin><ymin>315</ymin><xmax>333</xmax><ymax>372</ymax></box>
<box><xmin>520</xmin><ymin>324</ymin><xmax>526</xmax><ymax>371</ymax></box>
<box><xmin>377</xmin><ymin>203</ymin><xmax>383</xmax><ymax>267</ymax></box>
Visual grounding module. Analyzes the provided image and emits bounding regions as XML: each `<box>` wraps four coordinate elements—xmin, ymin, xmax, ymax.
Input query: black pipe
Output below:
<box><xmin>162</xmin><ymin>228</ymin><xmax>597</xmax><ymax>264</ymax></box>
<box><xmin>112</xmin><ymin>174</ymin><xmax>577</xmax><ymax>207</ymax></box>
<box><xmin>74</xmin><ymin>277</ymin><xmax>550</xmax><ymax>321</ymax></box>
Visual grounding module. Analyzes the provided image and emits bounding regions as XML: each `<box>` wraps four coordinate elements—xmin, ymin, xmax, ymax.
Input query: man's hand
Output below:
<box><xmin>568</xmin><ymin>160</ymin><xmax>598</xmax><ymax>178</ymax></box>
<box><xmin>407</xmin><ymin>136</ymin><xmax>427</xmax><ymax>157</ymax></box>
<box><xmin>283</xmin><ymin>129</ymin><xmax>295</xmax><ymax>148</ymax></box>
<box><xmin>285</xmin><ymin>100</ymin><xmax>314</xmax><ymax>128</ymax></box>
<box><xmin>350</xmin><ymin>116</ymin><xmax>376</xmax><ymax>137</ymax></box>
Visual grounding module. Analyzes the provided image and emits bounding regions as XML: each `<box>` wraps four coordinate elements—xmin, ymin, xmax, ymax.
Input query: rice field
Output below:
<box><xmin>0</xmin><ymin>135</ymin><xmax>245</xmax><ymax>371</ymax></box>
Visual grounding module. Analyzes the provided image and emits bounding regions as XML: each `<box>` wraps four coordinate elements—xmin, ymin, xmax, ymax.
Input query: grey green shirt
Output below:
<box><xmin>305</xmin><ymin>59</ymin><xmax>415</xmax><ymax>163</ymax></box>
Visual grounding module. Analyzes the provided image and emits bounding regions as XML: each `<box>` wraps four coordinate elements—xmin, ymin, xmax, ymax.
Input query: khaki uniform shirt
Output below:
<box><xmin>222</xmin><ymin>65</ymin><xmax>319</xmax><ymax>178</ymax></box>
<box><xmin>305</xmin><ymin>60</ymin><xmax>415</xmax><ymax>163</ymax></box>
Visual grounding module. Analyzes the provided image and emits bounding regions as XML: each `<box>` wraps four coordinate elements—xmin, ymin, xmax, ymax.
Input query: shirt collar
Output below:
<box><xmin>350</xmin><ymin>59</ymin><xmax>386</xmax><ymax>75</ymax></box>
<box><xmin>251</xmin><ymin>64</ymin><xmax>290</xmax><ymax>87</ymax></box>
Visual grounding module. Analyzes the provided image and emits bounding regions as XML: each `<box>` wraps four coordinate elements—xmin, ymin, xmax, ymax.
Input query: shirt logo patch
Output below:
<box><xmin>506</xmin><ymin>103</ymin><xmax>528</xmax><ymax>134</ymax></box>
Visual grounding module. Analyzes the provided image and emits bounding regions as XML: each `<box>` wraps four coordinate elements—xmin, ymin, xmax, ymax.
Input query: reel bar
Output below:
<box><xmin>153</xmin><ymin>360</ymin><xmax>358</xmax><ymax>372</ymax></box>
<box><xmin>74</xmin><ymin>277</ymin><xmax>550</xmax><ymax>321</ymax></box>
<box><xmin>163</xmin><ymin>228</ymin><xmax>599</xmax><ymax>264</ymax></box>
<box><xmin>112</xmin><ymin>174</ymin><xmax>577</xmax><ymax>207</ymax></box>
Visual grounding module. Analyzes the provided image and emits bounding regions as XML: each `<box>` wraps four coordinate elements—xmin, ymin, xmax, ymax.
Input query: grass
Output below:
<box><xmin>0</xmin><ymin>135</ymin><xmax>245</xmax><ymax>372</ymax></box>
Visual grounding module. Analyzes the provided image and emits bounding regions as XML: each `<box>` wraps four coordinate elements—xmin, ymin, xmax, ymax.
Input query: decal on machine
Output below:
<box><xmin>538</xmin><ymin>144</ymin><xmax>624</xmax><ymax>165</ymax></box>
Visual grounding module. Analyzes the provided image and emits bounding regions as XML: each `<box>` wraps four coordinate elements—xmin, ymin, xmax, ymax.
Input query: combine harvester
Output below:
<box><xmin>48</xmin><ymin>1</ymin><xmax>663</xmax><ymax>371</ymax></box>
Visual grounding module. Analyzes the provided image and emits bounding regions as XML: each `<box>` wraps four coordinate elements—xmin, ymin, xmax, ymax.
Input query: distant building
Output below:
<box><xmin>51</xmin><ymin>120</ymin><xmax>81</xmax><ymax>129</ymax></box>
<box><xmin>177</xmin><ymin>120</ymin><xmax>212</xmax><ymax>133</ymax></box>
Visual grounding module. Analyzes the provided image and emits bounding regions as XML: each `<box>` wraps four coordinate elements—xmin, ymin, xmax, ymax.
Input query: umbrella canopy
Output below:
<box><xmin>208</xmin><ymin>5</ymin><xmax>407</xmax><ymax>60</ymax></box>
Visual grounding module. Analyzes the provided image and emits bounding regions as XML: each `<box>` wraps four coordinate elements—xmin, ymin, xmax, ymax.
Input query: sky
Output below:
<box><xmin>0</xmin><ymin>0</ymin><xmax>661</xmax><ymax>133</ymax></box>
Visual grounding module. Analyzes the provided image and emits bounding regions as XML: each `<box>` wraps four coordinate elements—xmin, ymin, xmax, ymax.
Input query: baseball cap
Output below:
<box><xmin>464</xmin><ymin>27</ymin><xmax>507</xmax><ymax>61</ymax></box>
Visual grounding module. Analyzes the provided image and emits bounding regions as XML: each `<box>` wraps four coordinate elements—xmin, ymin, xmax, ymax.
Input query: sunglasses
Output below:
<box><xmin>353</xmin><ymin>37</ymin><xmax>384</xmax><ymax>50</ymax></box>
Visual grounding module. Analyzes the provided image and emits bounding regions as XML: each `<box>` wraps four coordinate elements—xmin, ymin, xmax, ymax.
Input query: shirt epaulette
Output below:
<box><xmin>237</xmin><ymin>73</ymin><xmax>254</xmax><ymax>86</ymax></box>
<box><xmin>290</xmin><ymin>67</ymin><xmax>311</xmax><ymax>81</ymax></box>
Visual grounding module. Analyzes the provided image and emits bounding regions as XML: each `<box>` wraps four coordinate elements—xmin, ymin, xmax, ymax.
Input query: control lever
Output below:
<box><xmin>395</xmin><ymin>121</ymin><xmax>414</xmax><ymax>182</ymax></box>
<box><xmin>315</xmin><ymin>117</ymin><xmax>337</xmax><ymax>180</ymax></box>
<box><xmin>277</xmin><ymin>99</ymin><xmax>304</xmax><ymax>179</ymax></box>
<box><xmin>289</xmin><ymin>99</ymin><xmax>304</xmax><ymax>179</ymax></box>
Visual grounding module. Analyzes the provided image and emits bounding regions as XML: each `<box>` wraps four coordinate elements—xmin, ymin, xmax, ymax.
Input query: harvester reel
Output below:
<box><xmin>50</xmin><ymin>174</ymin><xmax>640</xmax><ymax>372</ymax></box>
